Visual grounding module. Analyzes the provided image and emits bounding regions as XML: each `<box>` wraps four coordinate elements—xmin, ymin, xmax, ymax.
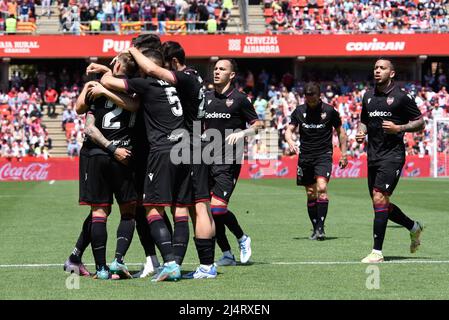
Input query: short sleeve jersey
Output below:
<box><xmin>81</xmin><ymin>95</ymin><xmax>135</xmax><ymax>156</ymax></box>
<box><xmin>289</xmin><ymin>101</ymin><xmax>342</xmax><ymax>159</ymax></box>
<box><xmin>203</xmin><ymin>87</ymin><xmax>258</xmax><ymax>161</ymax></box>
<box><xmin>361</xmin><ymin>83</ymin><xmax>422</xmax><ymax>162</ymax></box>
<box><xmin>125</xmin><ymin>76</ymin><xmax>186</xmax><ymax>152</ymax></box>
<box><xmin>172</xmin><ymin>67</ymin><xmax>206</xmax><ymax>133</ymax></box>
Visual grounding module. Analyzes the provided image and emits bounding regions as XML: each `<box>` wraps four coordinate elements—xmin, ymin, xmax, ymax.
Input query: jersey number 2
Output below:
<box><xmin>102</xmin><ymin>100</ymin><xmax>136</xmax><ymax>129</ymax></box>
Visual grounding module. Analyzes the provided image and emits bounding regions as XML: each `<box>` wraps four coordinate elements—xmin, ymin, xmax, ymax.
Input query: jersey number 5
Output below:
<box><xmin>165</xmin><ymin>87</ymin><xmax>183</xmax><ymax>117</ymax></box>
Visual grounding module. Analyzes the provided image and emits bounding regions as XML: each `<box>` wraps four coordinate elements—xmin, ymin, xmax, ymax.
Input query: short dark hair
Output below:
<box><xmin>117</xmin><ymin>52</ymin><xmax>138</xmax><ymax>77</ymax></box>
<box><xmin>132</xmin><ymin>34</ymin><xmax>162</xmax><ymax>50</ymax></box>
<box><xmin>141</xmin><ymin>48</ymin><xmax>164</xmax><ymax>67</ymax></box>
<box><xmin>376</xmin><ymin>57</ymin><xmax>395</xmax><ymax>71</ymax></box>
<box><xmin>215</xmin><ymin>58</ymin><xmax>238</xmax><ymax>73</ymax></box>
<box><xmin>304</xmin><ymin>82</ymin><xmax>321</xmax><ymax>95</ymax></box>
<box><xmin>162</xmin><ymin>41</ymin><xmax>186</xmax><ymax>65</ymax></box>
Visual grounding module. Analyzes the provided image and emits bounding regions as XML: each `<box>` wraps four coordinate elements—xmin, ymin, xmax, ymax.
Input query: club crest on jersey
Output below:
<box><xmin>226</xmin><ymin>99</ymin><xmax>234</xmax><ymax>107</ymax></box>
<box><xmin>387</xmin><ymin>97</ymin><xmax>394</xmax><ymax>105</ymax></box>
<box><xmin>321</xmin><ymin>112</ymin><xmax>326</xmax><ymax>119</ymax></box>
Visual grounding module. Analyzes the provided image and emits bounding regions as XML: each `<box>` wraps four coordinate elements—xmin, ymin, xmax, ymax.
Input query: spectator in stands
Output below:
<box><xmin>254</xmin><ymin>94</ymin><xmax>268</xmax><ymax>121</ymax></box>
<box><xmin>44</xmin><ymin>86</ymin><xmax>58</xmax><ymax>117</ymax></box>
<box><xmin>7</xmin><ymin>0</ymin><xmax>17</xmax><ymax>18</ymax></box>
<box><xmin>41</xmin><ymin>0</ymin><xmax>51</xmax><ymax>18</ymax></box>
<box><xmin>217</xmin><ymin>7</ymin><xmax>230</xmax><ymax>32</ymax></box>
<box><xmin>67</xmin><ymin>137</ymin><xmax>79</xmax><ymax>156</ymax></box>
<box><xmin>206</xmin><ymin>13</ymin><xmax>217</xmax><ymax>33</ymax></box>
<box><xmin>5</xmin><ymin>13</ymin><xmax>16</xmax><ymax>34</ymax></box>
<box><xmin>19</xmin><ymin>0</ymin><xmax>30</xmax><ymax>22</ymax></box>
<box><xmin>187</xmin><ymin>0</ymin><xmax>198</xmax><ymax>31</ymax></box>
<box><xmin>62</xmin><ymin>104</ymin><xmax>77</xmax><ymax>131</ymax></box>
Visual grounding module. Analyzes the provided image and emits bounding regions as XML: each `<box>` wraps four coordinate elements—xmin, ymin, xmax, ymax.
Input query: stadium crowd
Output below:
<box><xmin>1</xmin><ymin>65</ymin><xmax>448</xmax><ymax>159</ymax></box>
<box><xmin>0</xmin><ymin>0</ymin><xmax>237</xmax><ymax>34</ymax></box>
<box><xmin>263</xmin><ymin>0</ymin><xmax>449</xmax><ymax>34</ymax></box>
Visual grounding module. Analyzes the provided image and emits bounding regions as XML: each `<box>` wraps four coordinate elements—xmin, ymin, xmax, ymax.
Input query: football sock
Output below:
<box><xmin>162</xmin><ymin>210</ymin><xmax>173</xmax><ymax>236</ymax></box>
<box><xmin>316</xmin><ymin>198</ymin><xmax>329</xmax><ymax>232</ymax></box>
<box><xmin>388</xmin><ymin>203</ymin><xmax>415</xmax><ymax>231</ymax></box>
<box><xmin>373</xmin><ymin>204</ymin><xmax>389</xmax><ymax>251</ymax></box>
<box><xmin>135</xmin><ymin>206</ymin><xmax>157</xmax><ymax>256</ymax></box>
<box><xmin>173</xmin><ymin>215</ymin><xmax>189</xmax><ymax>266</ymax></box>
<box><xmin>211</xmin><ymin>205</ymin><xmax>231</xmax><ymax>252</ymax></box>
<box><xmin>115</xmin><ymin>216</ymin><xmax>135</xmax><ymax>264</ymax></box>
<box><xmin>307</xmin><ymin>199</ymin><xmax>317</xmax><ymax>230</ymax></box>
<box><xmin>91</xmin><ymin>215</ymin><xmax>108</xmax><ymax>270</ymax></box>
<box><xmin>70</xmin><ymin>211</ymin><xmax>92</xmax><ymax>263</ymax></box>
<box><xmin>194</xmin><ymin>237</ymin><xmax>216</xmax><ymax>266</ymax></box>
<box><xmin>223</xmin><ymin>210</ymin><xmax>244</xmax><ymax>240</ymax></box>
<box><xmin>147</xmin><ymin>215</ymin><xmax>175</xmax><ymax>263</ymax></box>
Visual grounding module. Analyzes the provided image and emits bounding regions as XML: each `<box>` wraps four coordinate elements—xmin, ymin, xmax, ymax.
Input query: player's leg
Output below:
<box><xmin>304</xmin><ymin>184</ymin><xmax>318</xmax><ymax>239</ymax></box>
<box><xmin>146</xmin><ymin>206</ymin><xmax>180</xmax><ymax>282</ymax></box>
<box><xmin>210</xmin><ymin>195</ymin><xmax>236</xmax><ymax>266</ymax></box>
<box><xmin>172</xmin><ymin>206</ymin><xmax>190</xmax><ymax>266</ymax></box>
<box><xmin>91</xmin><ymin>206</ymin><xmax>112</xmax><ymax>279</ymax></box>
<box><xmin>362</xmin><ymin>164</ymin><xmax>387</xmax><ymax>263</ymax></box>
<box><xmin>109</xmin><ymin>202</ymin><xmax>136</xmax><ymax>279</ymax></box>
<box><xmin>64</xmin><ymin>210</ymin><xmax>92</xmax><ymax>276</ymax></box>
<box><xmin>315</xmin><ymin>177</ymin><xmax>329</xmax><ymax>240</ymax></box>
<box><xmin>383</xmin><ymin>162</ymin><xmax>424</xmax><ymax>253</ymax></box>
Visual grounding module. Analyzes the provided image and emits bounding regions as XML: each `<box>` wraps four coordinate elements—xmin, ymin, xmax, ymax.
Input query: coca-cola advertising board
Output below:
<box><xmin>0</xmin><ymin>156</ymin><xmax>431</xmax><ymax>182</ymax></box>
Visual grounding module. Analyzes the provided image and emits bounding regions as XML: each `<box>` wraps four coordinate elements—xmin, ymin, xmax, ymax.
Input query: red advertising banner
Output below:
<box><xmin>240</xmin><ymin>155</ymin><xmax>431</xmax><ymax>179</ymax></box>
<box><xmin>1</xmin><ymin>34</ymin><xmax>449</xmax><ymax>58</ymax></box>
<box><xmin>0</xmin><ymin>155</ymin><xmax>431</xmax><ymax>182</ymax></box>
<box><xmin>0</xmin><ymin>158</ymin><xmax>78</xmax><ymax>181</ymax></box>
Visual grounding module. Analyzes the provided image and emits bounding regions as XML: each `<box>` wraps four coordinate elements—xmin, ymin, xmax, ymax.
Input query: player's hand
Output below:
<box><xmin>86</xmin><ymin>63</ymin><xmax>111</xmax><ymax>75</ymax></box>
<box><xmin>355</xmin><ymin>131</ymin><xmax>366</xmax><ymax>144</ymax></box>
<box><xmin>339</xmin><ymin>156</ymin><xmax>348</xmax><ymax>169</ymax></box>
<box><xmin>86</xmin><ymin>83</ymin><xmax>106</xmax><ymax>100</ymax></box>
<box><xmin>382</xmin><ymin>120</ymin><xmax>401</xmax><ymax>134</ymax></box>
<box><xmin>226</xmin><ymin>131</ymin><xmax>245</xmax><ymax>145</ymax></box>
<box><xmin>287</xmin><ymin>140</ymin><xmax>299</xmax><ymax>154</ymax></box>
<box><xmin>114</xmin><ymin>148</ymin><xmax>132</xmax><ymax>165</ymax></box>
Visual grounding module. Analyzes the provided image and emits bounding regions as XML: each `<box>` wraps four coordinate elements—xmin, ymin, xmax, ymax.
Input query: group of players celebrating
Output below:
<box><xmin>63</xmin><ymin>33</ymin><xmax>425</xmax><ymax>282</ymax></box>
<box><xmin>63</xmin><ymin>34</ymin><xmax>261</xmax><ymax>281</ymax></box>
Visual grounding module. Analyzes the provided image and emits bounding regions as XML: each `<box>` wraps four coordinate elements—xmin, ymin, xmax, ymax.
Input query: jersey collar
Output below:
<box><xmin>375</xmin><ymin>81</ymin><xmax>395</xmax><ymax>95</ymax></box>
<box><xmin>215</xmin><ymin>86</ymin><xmax>235</xmax><ymax>99</ymax></box>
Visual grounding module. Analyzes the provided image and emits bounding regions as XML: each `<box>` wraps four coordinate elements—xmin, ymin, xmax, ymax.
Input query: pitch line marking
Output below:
<box><xmin>1</xmin><ymin>260</ymin><xmax>449</xmax><ymax>268</ymax></box>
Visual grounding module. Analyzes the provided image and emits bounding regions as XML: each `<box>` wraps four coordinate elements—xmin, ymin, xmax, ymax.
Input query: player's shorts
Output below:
<box><xmin>79</xmin><ymin>154</ymin><xmax>137</xmax><ymax>206</ymax></box>
<box><xmin>368</xmin><ymin>159</ymin><xmax>405</xmax><ymax>196</ymax></box>
<box><xmin>296</xmin><ymin>155</ymin><xmax>332</xmax><ymax>186</ymax></box>
<box><xmin>191</xmin><ymin>163</ymin><xmax>210</xmax><ymax>203</ymax></box>
<box><xmin>132</xmin><ymin>144</ymin><xmax>149</xmax><ymax>199</ymax></box>
<box><xmin>142</xmin><ymin>149</ymin><xmax>193</xmax><ymax>207</ymax></box>
<box><xmin>209</xmin><ymin>164</ymin><xmax>241</xmax><ymax>204</ymax></box>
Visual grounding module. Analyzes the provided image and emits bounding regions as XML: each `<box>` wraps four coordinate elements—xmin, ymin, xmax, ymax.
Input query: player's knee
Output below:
<box><xmin>317</xmin><ymin>192</ymin><xmax>328</xmax><ymax>201</ymax></box>
<box><xmin>92</xmin><ymin>207</ymin><xmax>109</xmax><ymax>217</ymax></box>
<box><xmin>372</xmin><ymin>190</ymin><xmax>388</xmax><ymax>205</ymax></box>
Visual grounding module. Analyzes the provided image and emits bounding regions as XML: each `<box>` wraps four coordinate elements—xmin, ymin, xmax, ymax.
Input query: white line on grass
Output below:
<box><xmin>1</xmin><ymin>260</ymin><xmax>449</xmax><ymax>268</ymax></box>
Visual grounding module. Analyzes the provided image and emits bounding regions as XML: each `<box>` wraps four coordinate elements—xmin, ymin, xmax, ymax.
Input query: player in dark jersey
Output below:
<box><xmin>101</xmin><ymin>49</ymin><xmax>191</xmax><ymax>282</ymax></box>
<box><xmin>356</xmin><ymin>58</ymin><xmax>425</xmax><ymax>263</ymax></box>
<box><xmin>64</xmin><ymin>53</ymin><xmax>140</xmax><ymax>280</ymax></box>
<box><xmin>203</xmin><ymin>58</ymin><xmax>263</xmax><ymax>266</ymax></box>
<box><xmin>126</xmin><ymin>41</ymin><xmax>217</xmax><ymax>279</ymax></box>
<box><xmin>285</xmin><ymin>82</ymin><xmax>348</xmax><ymax>241</ymax></box>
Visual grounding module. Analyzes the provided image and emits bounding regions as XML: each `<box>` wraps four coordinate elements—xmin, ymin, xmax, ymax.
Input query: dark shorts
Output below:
<box><xmin>142</xmin><ymin>150</ymin><xmax>193</xmax><ymax>207</ymax></box>
<box><xmin>191</xmin><ymin>163</ymin><xmax>210</xmax><ymax>203</ymax></box>
<box><xmin>209</xmin><ymin>164</ymin><xmax>241</xmax><ymax>204</ymax></box>
<box><xmin>368</xmin><ymin>159</ymin><xmax>405</xmax><ymax>196</ymax></box>
<box><xmin>132</xmin><ymin>145</ymin><xmax>149</xmax><ymax>199</ymax></box>
<box><xmin>79</xmin><ymin>154</ymin><xmax>137</xmax><ymax>206</ymax></box>
<box><xmin>296</xmin><ymin>155</ymin><xmax>333</xmax><ymax>186</ymax></box>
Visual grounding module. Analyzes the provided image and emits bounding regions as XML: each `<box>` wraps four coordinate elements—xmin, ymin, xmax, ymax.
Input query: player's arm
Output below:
<box><xmin>100</xmin><ymin>73</ymin><xmax>128</xmax><ymax>93</ymax></box>
<box><xmin>75</xmin><ymin>81</ymin><xmax>98</xmax><ymax>115</ymax></box>
<box><xmin>86</xmin><ymin>63</ymin><xmax>112</xmax><ymax>76</ymax></box>
<box><xmin>284</xmin><ymin>123</ymin><xmax>299</xmax><ymax>154</ymax></box>
<box><xmin>225</xmin><ymin>120</ymin><xmax>263</xmax><ymax>145</ymax></box>
<box><xmin>356</xmin><ymin>96</ymin><xmax>369</xmax><ymax>143</ymax></box>
<box><xmin>335</xmin><ymin>126</ymin><xmax>348</xmax><ymax>168</ymax></box>
<box><xmin>128</xmin><ymin>47</ymin><xmax>176</xmax><ymax>84</ymax></box>
<box><xmin>84</xmin><ymin>112</ymin><xmax>131</xmax><ymax>165</ymax></box>
<box><xmin>86</xmin><ymin>82</ymin><xmax>140</xmax><ymax>112</ymax></box>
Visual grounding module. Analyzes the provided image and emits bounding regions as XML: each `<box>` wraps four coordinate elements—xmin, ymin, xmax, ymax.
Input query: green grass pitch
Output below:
<box><xmin>1</xmin><ymin>178</ymin><xmax>448</xmax><ymax>300</ymax></box>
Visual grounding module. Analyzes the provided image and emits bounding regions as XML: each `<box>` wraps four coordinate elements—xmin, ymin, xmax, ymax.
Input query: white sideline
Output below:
<box><xmin>1</xmin><ymin>260</ymin><xmax>449</xmax><ymax>268</ymax></box>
